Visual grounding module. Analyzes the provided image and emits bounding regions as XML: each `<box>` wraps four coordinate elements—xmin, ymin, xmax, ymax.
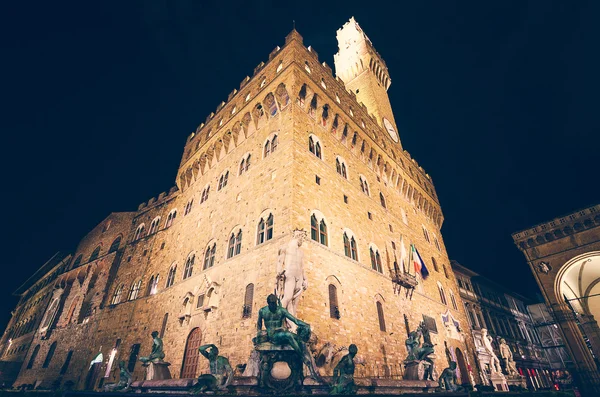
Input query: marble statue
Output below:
<box><xmin>256</xmin><ymin>293</ymin><xmax>321</xmax><ymax>380</ymax></box>
<box><xmin>481</xmin><ymin>329</ymin><xmax>501</xmax><ymax>374</ymax></box>
<box><xmin>330</xmin><ymin>344</ymin><xmax>358</xmax><ymax>395</ymax></box>
<box><xmin>194</xmin><ymin>344</ymin><xmax>233</xmax><ymax>392</ymax></box>
<box><xmin>499</xmin><ymin>338</ymin><xmax>517</xmax><ymax>376</ymax></box>
<box><xmin>139</xmin><ymin>331</ymin><xmax>165</xmax><ymax>363</ymax></box>
<box><xmin>438</xmin><ymin>361</ymin><xmax>461</xmax><ymax>392</ymax></box>
<box><xmin>103</xmin><ymin>361</ymin><xmax>132</xmax><ymax>392</ymax></box>
<box><xmin>275</xmin><ymin>230</ymin><xmax>308</xmax><ymax>322</ymax></box>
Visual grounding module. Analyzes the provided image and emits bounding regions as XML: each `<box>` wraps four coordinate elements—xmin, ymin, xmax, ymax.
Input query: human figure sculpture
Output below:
<box><xmin>103</xmin><ymin>361</ymin><xmax>132</xmax><ymax>392</ymax></box>
<box><xmin>404</xmin><ymin>322</ymin><xmax>435</xmax><ymax>381</ymax></box>
<box><xmin>194</xmin><ymin>344</ymin><xmax>233</xmax><ymax>392</ymax></box>
<box><xmin>498</xmin><ymin>338</ymin><xmax>517</xmax><ymax>376</ymax></box>
<box><xmin>331</xmin><ymin>344</ymin><xmax>358</xmax><ymax>395</ymax></box>
<box><xmin>256</xmin><ymin>294</ymin><xmax>321</xmax><ymax>380</ymax></box>
<box><xmin>139</xmin><ymin>331</ymin><xmax>165</xmax><ymax>363</ymax></box>
<box><xmin>480</xmin><ymin>329</ymin><xmax>501</xmax><ymax>374</ymax></box>
<box><xmin>275</xmin><ymin>230</ymin><xmax>308</xmax><ymax>324</ymax></box>
<box><xmin>438</xmin><ymin>361</ymin><xmax>461</xmax><ymax>392</ymax></box>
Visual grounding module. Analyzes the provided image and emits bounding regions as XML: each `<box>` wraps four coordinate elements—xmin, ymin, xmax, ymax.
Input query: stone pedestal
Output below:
<box><xmin>143</xmin><ymin>361</ymin><xmax>172</xmax><ymax>381</ymax></box>
<box><xmin>506</xmin><ymin>375</ymin><xmax>527</xmax><ymax>389</ymax></box>
<box><xmin>489</xmin><ymin>372</ymin><xmax>508</xmax><ymax>391</ymax></box>
<box><xmin>403</xmin><ymin>360</ymin><xmax>433</xmax><ymax>381</ymax></box>
<box><xmin>255</xmin><ymin>343</ymin><xmax>303</xmax><ymax>393</ymax></box>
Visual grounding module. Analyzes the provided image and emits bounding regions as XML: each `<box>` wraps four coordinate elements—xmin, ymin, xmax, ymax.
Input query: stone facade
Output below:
<box><xmin>0</xmin><ymin>19</ymin><xmax>481</xmax><ymax>390</ymax></box>
<box><xmin>512</xmin><ymin>204</ymin><xmax>600</xmax><ymax>395</ymax></box>
<box><xmin>452</xmin><ymin>261</ymin><xmax>556</xmax><ymax>390</ymax></box>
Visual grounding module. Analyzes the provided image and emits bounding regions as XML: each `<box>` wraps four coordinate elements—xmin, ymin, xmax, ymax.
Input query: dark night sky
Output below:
<box><xmin>1</xmin><ymin>1</ymin><xmax>599</xmax><ymax>331</ymax></box>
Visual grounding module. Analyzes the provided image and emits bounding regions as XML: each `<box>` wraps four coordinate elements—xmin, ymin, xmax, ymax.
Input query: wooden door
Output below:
<box><xmin>180</xmin><ymin>328</ymin><xmax>202</xmax><ymax>379</ymax></box>
<box><xmin>455</xmin><ymin>348</ymin><xmax>470</xmax><ymax>385</ymax></box>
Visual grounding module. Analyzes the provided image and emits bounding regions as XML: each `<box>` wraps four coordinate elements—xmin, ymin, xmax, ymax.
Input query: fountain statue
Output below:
<box><xmin>194</xmin><ymin>344</ymin><xmax>233</xmax><ymax>392</ymax></box>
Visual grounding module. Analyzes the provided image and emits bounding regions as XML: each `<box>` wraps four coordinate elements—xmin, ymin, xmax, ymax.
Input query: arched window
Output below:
<box><xmin>343</xmin><ymin>233</ymin><xmax>358</xmax><ymax>261</ymax></box>
<box><xmin>147</xmin><ymin>274</ymin><xmax>160</xmax><ymax>295</ymax></box>
<box><xmin>264</xmin><ymin>135</ymin><xmax>278</xmax><ymax>158</ymax></box>
<box><xmin>60</xmin><ymin>350</ymin><xmax>73</xmax><ymax>375</ymax></box>
<box><xmin>128</xmin><ymin>280</ymin><xmax>142</xmax><ymax>301</ymax></box>
<box><xmin>434</xmin><ymin>237</ymin><xmax>441</xmax><ymax>251</ymax></box>
<box><xmin>166</xmin><ymin>266</ymin><xmax>176</xmax><ymax>288</ymax></box>
<box><xmin>165</xmin><ymin>210</ymin><xmax>177</xmax><ymax>228</ymax></box>
<box><xmin>184</xmin><ymin>199</ymin><xmax>194</xmax><ymax>215</ymax></box>
<box><xmin>257</xmin><ymin>214</ymin><xmax>274</xmax><ymax>245</ymax></box>
<box><xmin>265</xmin><ymin>93</ymin><xmax>278</xmax><ymax>117</ymax></box>
<box><xmin>201</xmin><ymin>186</ymin><xmax>210</xmax><ymax>203</ymax></box>
<box><xmin>336</xmin><ymin>158</ymin><xmax>347</xmax><ymax>179</ymax></box>
<box><xmin>308</xmin><ymin>136</ymin><xmax>322</xmax><ymax>159</ymax></box>
<box><xmin>26</xmin><ymin>345</ymin><xmax>40</xmax><ymax>369</ymax></box>
<box><xmin>109</xmin><ymin>236</ymin><xmax>122</xmax><ymax>253</ymax></box>
<box><xmin>89</xmin><ymin>246</ymin><xmax>101</xmax><ymax>262</ymax></box>
<box><xmin>242</xmin><ymin>283</ymin><xmax>254</xmax><ymax>318</ymax></box>
<box><xmin>431</xmin><ymin>257</ymin><xmax>439</xmax><ymax>272</ymax></box>
<box><xmin>310</xmin><ymin>215</ymin><xmax>318</xmax><ymax>242</ymax></box>
<box><xmin>72</xmin><ymin>254</ymin><xmax>83</xmax><ymax>268</ymax></box>
<box><xmin>134</xmin><ymin>224</ymin><xmax>146</xmax><ymax>241</ymax></box>
<box><xmin>42</xmin><ymin>342</ymin><xmax>57</xmax><ymax>368</ymax></box>
<box><xmin>442</xmin><ymin>264</ymin><xmax>449</xmax><ymax>279</ymax></box>
<box><xmin>379</xmin><ymin>192</ymin><xmax>387</xmax><ymax>209</ymax></box>
<box><xmin>360</xmin><ymin>176</ymin><xmax>370</xmax><ymax>196</ymax></box>
<box><xmin>239</xmin><ymin>154</ymin><xmax>251</xmax><ymax>175</ymax></box>
<box><xmin>203</xmin><ymin>244</ymin><xmax>216</xmax><ymax>270</ymax></box>
<box><xmin>218</xmin><ymin>171</ymin><xmax>229</xmax><ymax>191</ymax></box>
<box><xmin>376</xmin><ymin>301</ymin><xmax>386</xmax><ymax>332</ymax></box>
<box><xmin>66</xmin><ymin>297</ymin><xmax>79</xmax><ymax>324</ymax></box>
<box><xmin>149</xmin><ymin>217</ymin><xmax>161</xmax><ymax>234</ymax></box>
<box><xmin>370</xmin><ymin>247</ymin><xmax>383</xmax><ymax>273</ymax></box>
<box><xmin>329</xmin><ymin>284</ymin><xmax>340</xmax><ymax>319</ymax></box>
<box><xmin>422</xmin><ymin>226</ymin><xmax>431</xmax><ymax>243</ymax></box>
<box><xmin>111</xmin><ymin>284</ymin><xmax>124</xmax><ymax>305</ymax></box>
<box><xmin>319</xmin><ymin>220</ymin><xmax>328</xmax><ymax>246</ymax></box>
<box><xmin>450</xmin><ymin>290</ymin><xmax>458</xmax><ymax>310</ymax></box>
<box><xmin>438</xmin><ymin>283</ymin><xmax>447</xmax><ymax>305</ymax></box>
<box><xmin>184</xmin><ymin>254</ymin><xmax>195</xmax><ymax>279</ymax></box>
<box><xmin>228</xmin><ymin>231</ymin><xmax>242</xmax><ymax>258</ymax></box>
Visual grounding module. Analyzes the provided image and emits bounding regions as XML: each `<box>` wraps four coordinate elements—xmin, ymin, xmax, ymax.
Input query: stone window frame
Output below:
<box><xmin>134</xmin><ymin>224</ymin><xmax>146</xmax><ymax>241</ymax></box>
<box><xmin>263</xmin><ymin>133</ymin><xmax>279</xmax><ymax>159</ymax></box>
<box><xmin>335</xmin><ymin>156</ymin><xmax>348</xmax><ymax>179</ymax></box>
<box><xmin>226</xmin><ymin>226</ymin><xmax>243</xmax><ymax>259</ymax></box>
<box><xmin>183</xmin><ymin>252</ymin><xmax>196</xmax><ymax>279</ymax></box>
<box><xmin>308</xmin><ymin>134</ymin><xmax>323</xmax><ymax>160</ymax></box>
<box><xmin>342</xmin><ymin>228</ymin><xmax>358</xmax><ymax>261</ymax></box>
<box><xmin>149</xmin><ymin>216</ymin><xmax>161</xmax><ymax>235</ymax></box>
<box><xmin>368</xmin><ymin>243</ymin><xmax>383</xmax><ymax>274</ymax></box>
<box><xmin>309</xmin><ymin>210</ymin><xmax>328</xmax><ymax>246</ymax></box>
<box><xmin>256</xmin><ymin>210</ymin><xmax>274</xmax><ymax>245</ymax></box>
<box><xmin>218</xmin><ymin>170</ymin><xmax>230</xmax><ymax>191</ymax></box>
<box><xmin>359</xmin><ymin>175</ymin><xmax>370</xmax><ymax>196</ymax></box>
<box><xmin>238</xmin><ymin>152</ymin><xmax>252</xmax><ymax>176</ymax></box>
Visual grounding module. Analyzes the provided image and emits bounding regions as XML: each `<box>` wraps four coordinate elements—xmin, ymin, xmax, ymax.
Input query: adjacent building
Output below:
<box><xmin>512</xmin><ymin>204</ymin><xmax>600</xmax><ymax>395</ymax></box>
<box><xmin>452</xmin><ymin>261</ymin><xmax>557</xmax><ymax>390</ymax></box>
<box><xmin>0</xmin><ymin>19</ymin><xmax>480</xmax><ymax>390</ymax></box>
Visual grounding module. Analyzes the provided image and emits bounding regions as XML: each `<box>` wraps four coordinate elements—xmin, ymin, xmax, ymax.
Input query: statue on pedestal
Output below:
<box><xmin>438</xmin><ymin>361</ymin><xmax>462</xmax><ymax>392</ymax></box>
<box><xmin>330</xmin><ymin>344</ymin><xmax>358</xmax><ymax>395</ymax></box>
<box><xmin>481</xmin><ymin>329</ymin><xmax>501</xmax><ymax>374</ymax></box>
<box><xmin>103</xmin><ymin>361</ymin><xmax>132</xmax><ymax>392</ymax></box>
<box><xmin>275</xmin><ymin>230</ymin><xmax>308</xmax><ymax>327</ymax></box>
<box><xmin>194</xmin><ymin>344</ymin><xmax>233</xmax><ymax>392</ymax></box>
<box><xmin>139</xmin><ymin>331</ymin><xmax>165</xmax><ymax>363</ymax></box>
<box><xmin>403</xmin><ymin>321</ymin><xmax>435</xmax><ymax>381</ymax></box>
<box><xmin>255</xmin><ymin>294</ymin><xmax>321</xmax><ymax>381</ymax></box>
<box><xmin>498</xmin><ymin>338</ymin><xmax>517</xmax><ymax>377</ymax></box>
<box><xmin>139</xmin><ymin>331</ymin><xmax>171</xmax><ymax>380</ymax></box>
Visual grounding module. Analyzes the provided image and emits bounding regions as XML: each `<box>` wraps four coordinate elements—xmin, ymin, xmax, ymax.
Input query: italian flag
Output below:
<box><xmin>411</xmin><ymin>244</ymin><xmax>429</xmax><ymax>280</ymax></box>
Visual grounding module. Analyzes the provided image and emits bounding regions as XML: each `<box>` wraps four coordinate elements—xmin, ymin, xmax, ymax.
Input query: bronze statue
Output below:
<box><xmin>139</xmin><ymin>331</ymin><xmax>165</xmax><ymax>363</ymax></box>
<box><xmin>103</xmin><ymin>361</ymin><xmax>132</xmax><ymax>392</ymax></box>
<box><xmin>194</xmin><ymin>344</ymin><xmax>233</xmax><ymax>392</ymax></box>
<box><xmin>438</xmin><ymin>361</ymin><xmax>461</xmax><ymax>392</ymax></box>
<box><xmin>256</xmin><ymin>294</ymin><xmax>321</xmax><ymax>380</ymax></box>
<box><xmin>330</xmin><ymin>344</ymin><xmax>358</xmax><ymax>395</ymax></box>
<box><xmin>404</xmin><ymin>322</ymin><xmax>435</xmax><ymax>381</ymax></box>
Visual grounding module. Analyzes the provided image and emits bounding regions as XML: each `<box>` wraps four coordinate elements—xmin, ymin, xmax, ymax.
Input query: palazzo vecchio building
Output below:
<box><xmin>0</xmin><ymin>19</ymin><xmax>481</xmax><ymax>389</ymax></box>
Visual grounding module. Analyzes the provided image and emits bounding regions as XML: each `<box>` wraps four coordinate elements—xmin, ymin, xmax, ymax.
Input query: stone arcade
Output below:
<box><xmin>0</xmin><ymin>18</ymin><xmax>480</xmax><ymax>392</ymax></box>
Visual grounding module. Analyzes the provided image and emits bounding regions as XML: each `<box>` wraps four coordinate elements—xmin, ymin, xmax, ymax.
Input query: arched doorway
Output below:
<box><xmin>181</xmin><ymin>328</ymin><xmax>202</xmax><ymax>379</ymax></box>
<box><xmin>455</xmin><ymin>348</ymin><xmax>470</xmax><ymax>385</ymax></box>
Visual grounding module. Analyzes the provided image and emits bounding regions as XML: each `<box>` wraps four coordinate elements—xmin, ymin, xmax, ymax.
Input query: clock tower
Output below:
<box><xmin>334</xmin><ymin>18</ymin><xmax>401</xmax><ymax>147</ymax></box>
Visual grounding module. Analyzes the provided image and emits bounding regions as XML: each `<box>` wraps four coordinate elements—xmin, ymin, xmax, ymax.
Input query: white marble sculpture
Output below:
<box><xmin>481</xmin><ymin>328</ymin><xmax>502</xmax><ymax>374</ymax></box>
<box><xmin>499</xmin><ymin>338</ymin><xmax>518</xmax><ymax>376</ymax></box>
<box><xmin>275</xmin><ymin>230</ymin><xmax>308</xmax><ymax>322</ymax></box>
